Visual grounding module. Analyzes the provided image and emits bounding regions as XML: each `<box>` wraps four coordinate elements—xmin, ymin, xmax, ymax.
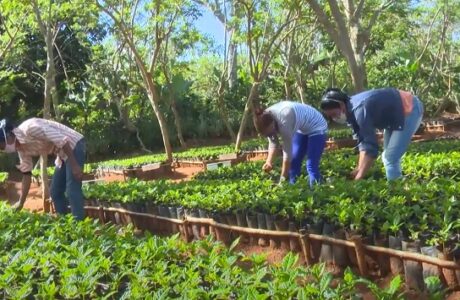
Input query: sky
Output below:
<box><xmin>195</xmin><ymin>7</ymin><xmax>226</xmax><ymax>48</ymax></box>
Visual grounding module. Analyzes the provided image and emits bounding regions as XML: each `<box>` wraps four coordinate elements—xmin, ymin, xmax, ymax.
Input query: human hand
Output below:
<box><xmin>262</xmin><ymin>162</ymin><xmax>273</xmax><ymax>173</ymax></box>
<box><xmin>12</xmin><ymin>200</ymin><xmax>24</xmax><ymax>211</ymax></box>
<box><xmin>278</xmin><ymin>176</ymin><xmax>287</xmax><ymax>186</ymax></box>
<box><xmin>349</xmin><ymin>169</ymin><xmax>359</xmax><ymax>180</ymax></box>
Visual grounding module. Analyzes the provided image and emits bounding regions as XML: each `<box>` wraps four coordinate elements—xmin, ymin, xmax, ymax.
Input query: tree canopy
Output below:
<box><xmin>0</xmin><ymin>0</ymin><xmax>459</xmax><ymax>159</ymax></box>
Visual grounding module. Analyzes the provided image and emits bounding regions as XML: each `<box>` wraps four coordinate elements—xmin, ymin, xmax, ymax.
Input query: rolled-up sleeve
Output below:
<box><xmin>16</xmin><ymin>151</ymin><xmax>34</xmax><ymax>173</ymax></box>
<box><xmin>25</xmin><ymin>123</ymin><xmax>69</xmax><ymax>149</ymax></box>
<box><xmin>354</xmin><ymin>106</ymin><xmax>379</xmax><ymax>158</ymax></box>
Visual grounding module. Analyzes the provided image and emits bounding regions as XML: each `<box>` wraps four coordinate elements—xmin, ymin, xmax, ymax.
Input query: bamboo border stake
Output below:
<box><xmin>299</xmin><ymin>229</ymin><xmax>313</xmax><ymax>266</ymax></box>
<box><xmin>351</xmin><ymin>236</ymin><xmax>368</xmax><ymax>277</ymax></box>
<box><xmin>181</xmin><ymin>219</ymin><xmax>190</xmax><ymax>242</ymax></box>
<box><xmin>98</xmin><ymin>206</ymin><xmax>105</xmax><ymax>224</ymax></box>
<box><xmin>84</xmin><ymin>206</ymin><xmax>460</xmax><ymax>271</ymax></box>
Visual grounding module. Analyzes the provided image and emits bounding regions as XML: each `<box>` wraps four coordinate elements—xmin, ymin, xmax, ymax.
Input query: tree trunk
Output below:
<box><xmin>284</xmin><ymin>79</ymin><xmax>292</xmax><ymax>100</ymax></box>
<box><xmin>114</xmin><ymin>96</ymin><xmax>152</xmax><ymax>152</ymax></box>
<box><xmin>41</xmin><ymin>25</ymin><xmax>55</xmax><ymax>212</ymax></box>
<box><xmin>235</xmin><ymin>82</ymin><xmax>260</xmax><ymax>151</ymax></box>
<box><xmin>43</xmin><ymin>27</ymin><xmax>60</xmax><ymax>119</ymax></box>
<box><xmin>348</xmin><ymin>56</ymin><xmax>367</xmax><ymax>93</ymax></box>
<box><xmin>227</xmin><ymin>36</ymin><xmax>238</xmax><ymax>90</ymax></box>
<box><xmin>144</xmin><ymin>73</ymin><xmax>173</xmax><ymax>162</ymax></box>
<box><xmin>217</xmin><ymin>75</ymin><xmax>236</xmax><ymax>140</ymax></box>
<box><xmin>296</xmin><ymin>80</ymin><xmax>306</xmax><ymax>103</ymax></box>
<box><xmin>170</xmin><ymin>94</ymin><xmax>187</xmax><ymax>148</ymax></box>
<box><xmin>284</xmin><ymin>59</ymin><xmax>291</xmax><ymax>99</ymax></box>
<box><xmin>217</xmin><ymin>97</ymin><xmax>236</xmax><ymax>141</ymax></box>
<box><xmin>338</xmin><ymin>44</ymin><xmax>366</xmax><ymax>92</ymax></box>
<box><xmin>97</xmin><ymin>3</ymin><xmax>173</xmax><ymax>161</ymax></box>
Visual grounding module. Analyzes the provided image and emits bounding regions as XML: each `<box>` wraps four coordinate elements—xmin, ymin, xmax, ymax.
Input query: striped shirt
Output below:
<box><xmin>12</xmin><ymin>118</ymin><xmax>84</xmax><ymax>172</ymax></box>
<box><xmin>266</xmin><ymin>101</ymin><xmax>327</xmax><ymax>161</ymax></box>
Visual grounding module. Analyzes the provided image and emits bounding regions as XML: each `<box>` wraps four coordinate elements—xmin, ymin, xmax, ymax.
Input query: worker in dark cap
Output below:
<box><xmin>320</xmin><ymin>88</ymin><xmax>423</xmax><ymax>180</ymax></box>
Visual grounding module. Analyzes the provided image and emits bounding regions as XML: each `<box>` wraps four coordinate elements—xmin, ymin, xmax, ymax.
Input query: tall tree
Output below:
<box><xmin>97</xmin><ymin>0</ymin><xmax>200</xmax><ymax>161</ymax></box>
<box><xmin>305</xmin><ymin>0</ymin><xmax>397</xmax><ymax>92</ymax></box>
<box><xmin>413</xmin><ymin>0</ymin><xmax>460</xmax><ymax>115</ymax></box>
<box><xmin>195</xmin><ymin>0</ymin><xmax>238</xmax><ymax>89</ymax></box>
<box><xmin>234</xmin><ymin>0</ymin><xmax>300</xmax><ymax>151</ymax></box>
<box><xmin>157</xmin><ymin>10</ymin><xmax>202</xmax><ymax>148</ymax></box>
<box><xmin>32</xmin><ymin>0</ymin><xmax>96</xmax><ymax>211</ymax></box>
<box><xmin>194</xmin><ymin>0</ymin><xmax>238</xmax><ymax>140</ymax></box>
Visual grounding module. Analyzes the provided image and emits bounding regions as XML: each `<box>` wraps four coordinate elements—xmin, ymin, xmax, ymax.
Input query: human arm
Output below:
<box><xmin>277</xmin><ymin>107</ymin><xmax>296</xmax><ymax>181</ymax></box>
<box><xmin>351</xmin><ymin>106</ymin><xmax>379</xmax><ymax>180</ymax></box>
<box><xmin>12</xmin><ymin>173</ymin><xmax>31</xmax><ymax>211</ymax></box>
<box><xmin>62</xmin><ymin>142</ymin><xmax>83</xmax><ymax>181</ymax></box>
<box><xmin>263</xmin><ymin>143</ymin><xmax>277</xmax><ymax>173</ymax></box>
<box><xmin>351</xmin><ymin>151</ymin><xmax>375</xmax><ymax>180</ymax></box>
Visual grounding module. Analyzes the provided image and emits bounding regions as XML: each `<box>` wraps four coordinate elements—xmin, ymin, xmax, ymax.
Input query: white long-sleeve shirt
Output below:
<box><xmin>266</xmin><ymin>101</ymin><xmax>327</xmax><ymax>161</ymax></box>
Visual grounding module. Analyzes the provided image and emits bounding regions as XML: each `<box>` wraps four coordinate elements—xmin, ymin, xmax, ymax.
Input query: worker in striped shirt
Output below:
<box><xmin>253</xmin><ymin>101</ymin><xmax>328</xmax><ymax>186</ymax></box>
<box><xmin>0</xmin><ymin>118</ymin><xmax>86</xmax><ymax>220</ymax></box>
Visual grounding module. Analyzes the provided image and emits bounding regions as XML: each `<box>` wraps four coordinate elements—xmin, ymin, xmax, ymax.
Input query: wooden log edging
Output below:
<box><xmin>84</xmin><ymin>206</ymin><xmax>460</xmax><ymax>273</ymax></box>
<box><xmin>174</xmin><ymin>155</ymin><xmax>247</xmax><ymax>169</ymax></box>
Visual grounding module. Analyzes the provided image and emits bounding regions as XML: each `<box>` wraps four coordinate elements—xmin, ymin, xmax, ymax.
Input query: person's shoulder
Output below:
<box><xmin>276</xmin><ymin>101</ymin><xmax>296</xmax><ymax>115</ymax></box>
<box><xmin>18</xmin><ymin>118</ymin><xmax>47</xmax><ymax>133</ymax></box>
<box><xmin>21</xmin><ymin>117</ymin><xmax>44</xmax><ymax>125</ymax></box>
<box><xmin>353</xmin><ymin>88</ymin><xmax>397</xmax><ymax>98</ymax></box>
<box><xmin>268</xmin><ymin>101</ymin><xmax>292</xmax><ymax>112</ymax></box>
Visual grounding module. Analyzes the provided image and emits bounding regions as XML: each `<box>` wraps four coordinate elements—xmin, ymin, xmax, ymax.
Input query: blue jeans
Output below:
<box><xmin>382</xmin><ymin>97</ymin><xmax>423</xmax><ymax>180</ymax></box>
<box><xmin>289</xmin><ymin>132</ymin><xmax>327</xmax><ymax>186</ymax></box>
<box><xmin>50</xmin><ymin>139</ymin><xmax>86</xmax><ymax>220</ymax></box>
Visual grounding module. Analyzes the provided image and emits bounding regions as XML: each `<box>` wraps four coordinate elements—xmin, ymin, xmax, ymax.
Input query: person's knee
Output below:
<box><xmin>306</xmin><ymin>160</ymin><xmax>320</xmax><ymax>173</ymax></box>
<box><xmin>384</xmin><ymin>158</ymin><xmax>402</xmax><ymax>180</ymax></box>
<box><xmin>383</xmin><ymin>149</ymin><xmax>401</xmax><ymax>166</ymax></box>
<box><xmin>291</xmin><ymin>155</ymin><xmax>304</xmax><ymax>167</ymax></box>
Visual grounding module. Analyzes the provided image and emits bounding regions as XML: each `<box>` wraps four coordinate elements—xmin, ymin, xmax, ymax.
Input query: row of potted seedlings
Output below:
<box><xmin>1</xmin><ymin>203</ymin><xmax>414</xmax><ymax>299</ymax></box>
<box><xmin>83</xmin><ymin>170</ymin><xmax>460</xmax><ymax>290</ymax></box>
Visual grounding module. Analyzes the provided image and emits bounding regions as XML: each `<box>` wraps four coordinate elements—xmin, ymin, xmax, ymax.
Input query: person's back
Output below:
<box><xmin>0</xmin><ymin>117</ymin><xmax>86</xmax><ymax>220</ymax></box>
<box><xmin>350</xmin><ymin>88</ymin><xmax>404</xmax><ymax>130</ymax></box>
<box><xmin>255</xmin><ymin>100</ymin><xmax>328</xmax><ymax>187</ymax></box>
<box><xmin>266</xmin><ymin>101</ymin><xmax>327</xmax><ymax>136</ymax></box>
<box><xmin>14</xmin><ymin>118</ymin><xmax>83</xmax><ymax>167</ymax></box>
<box><xmin>321</xmin><ymin>87</ymin><xmax>423</xmax><ymax>181</ymax></box>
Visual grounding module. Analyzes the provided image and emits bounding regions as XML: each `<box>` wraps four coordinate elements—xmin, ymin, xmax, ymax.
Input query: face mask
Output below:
<box><xmin>332</xmin><ymin>112</ymin><xmax>347</xmax><ymax>125</ymax></box>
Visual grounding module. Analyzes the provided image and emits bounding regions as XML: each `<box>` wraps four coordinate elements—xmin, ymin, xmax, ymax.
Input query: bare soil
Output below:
<box><xmin>4</xmin><ymin>181</ymin><xmax>45</xmax><ymax>213</ymax></box>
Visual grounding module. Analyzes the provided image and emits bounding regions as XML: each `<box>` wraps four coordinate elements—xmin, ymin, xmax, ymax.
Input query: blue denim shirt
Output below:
<box><xmin>346</xmin><ymin>88</ymin><xmax>404</xmax><ymax>158</ymax></box>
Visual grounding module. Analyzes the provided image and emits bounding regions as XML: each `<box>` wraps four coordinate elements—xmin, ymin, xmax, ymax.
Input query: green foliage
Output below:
<box><xmin>0</xmin><ymin>172</ymin><xmax>7</xmax><ymax>184</ymax></box>
<box><xmin>1</xmin><ymin>0</ymin><xmax>460</xmax><ymax>160</ymax></box>
<box><xmin>85</xmin><ymin>139</ymin><xmax>460</xmax><ymax>244</ymax></box>
<box><xmin>0</xmin><ymin>203</ymin><xmax>391</xmax><ymax>298</ymax></box>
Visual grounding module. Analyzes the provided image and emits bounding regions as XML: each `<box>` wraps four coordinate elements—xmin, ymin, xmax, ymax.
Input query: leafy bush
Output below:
<box><xmin>0</xmin><ymin>172</ymin><xmax>7</xmax><ymax>184</ymax></box>
<box><xmin>0</xmin><ymin>203</ymin><xmax>395</xmax><ymax>299</ymax></box>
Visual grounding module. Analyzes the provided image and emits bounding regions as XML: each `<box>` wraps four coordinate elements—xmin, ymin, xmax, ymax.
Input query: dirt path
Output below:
<box><xmin>4</xmin><ymin>181</ymin><xmax>45</xmax><ymax>212</ymax></box>
<box><xmin>2</xmin><ymin>165</ymin><xmax>205</xmax><ymax>213</ymax></box>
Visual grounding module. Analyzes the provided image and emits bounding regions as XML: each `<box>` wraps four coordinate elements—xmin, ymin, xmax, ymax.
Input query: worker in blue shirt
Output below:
<box><xmin>320</xmin><ymin>88</ymin><xmax>423</xmax><ymax>180</ymax></box>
